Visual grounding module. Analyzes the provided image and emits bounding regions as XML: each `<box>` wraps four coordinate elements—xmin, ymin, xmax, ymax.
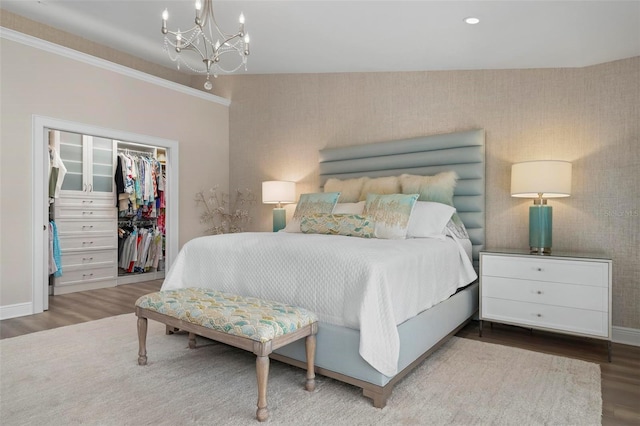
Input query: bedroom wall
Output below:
<box><xmin>213</xmin><ymin>57</ymin><xmax>640</xmax><ymax>331</ymax></box>
<box><xmin>0</xmin><ymin>37</ymin><xmax>230</xmax><ymax>310</ymax></box>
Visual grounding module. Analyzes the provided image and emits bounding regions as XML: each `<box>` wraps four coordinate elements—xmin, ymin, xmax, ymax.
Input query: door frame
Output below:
<box><xmin>32</xmin><ymin>115</ymin><xmax>179</xmax><ymax>313</ymax></box>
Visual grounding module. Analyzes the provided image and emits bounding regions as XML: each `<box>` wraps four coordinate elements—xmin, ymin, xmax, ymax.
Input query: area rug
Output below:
<box><xmin>0</xmin><ymin>314</ymin><xmax>601</xmax><ymax>425</ymax></box>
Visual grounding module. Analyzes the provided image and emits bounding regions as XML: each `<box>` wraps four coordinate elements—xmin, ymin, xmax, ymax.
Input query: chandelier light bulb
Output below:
<box><xmin>244</xmin><ymin>34</ymin><xmax>250</xmax><ymax>44</ymax></box>
<box><xmin>239</xmin><ymin>12</ymin><xmax>245</xmax><ymax>24</ymax></box>
<box><xmin>204</xmin><ymin>79</ymin><xmax>213</xmax><ymax>90</ymax></box>
<box><xmin>195</xmin><ymin>0</ymin><xmax>202</xmax><ymax>11</ymax></box>
<box><xmin>162</xmin><ymin>9</ymin><xmax>168</xmax><ymax>21</ymax></box>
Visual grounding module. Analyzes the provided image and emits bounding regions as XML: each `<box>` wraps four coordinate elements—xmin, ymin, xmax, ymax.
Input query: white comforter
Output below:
<box><xmin>162</xmin><ymin>232</ymin><xmax>477</xmax><ymax>376</ymax></box>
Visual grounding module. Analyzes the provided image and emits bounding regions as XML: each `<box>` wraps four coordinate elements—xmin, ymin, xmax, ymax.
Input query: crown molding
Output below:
<box><xmin>0</xmin><ymin>26</ymin><xmax>231</xmax><ymax>107</ymax></box>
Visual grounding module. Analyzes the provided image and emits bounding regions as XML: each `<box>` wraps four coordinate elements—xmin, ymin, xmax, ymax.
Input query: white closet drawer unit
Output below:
<box><xmin>54</xmin><ymin>194</ymin><xmax>114</xmax><ymax>208</ymax></box>
<box><xmin>54</xmin><ymin>206</ymin><xmax>117</xmax><ymax>220</ymax></box>
<box><xmin>55</xmin><ymin>219</ymin><xmax>117</xmax><ymax>234</ymax></box>
<box><xmin>479</xmin><ymin>251</ymin><xmax>612</xmax><ymax>344</ymax></box>
<box><xmin>58</xmin><ymin>234</ymin><xmax>118</xmax><ymax>252</ymax></box>
<box><xmin>59</xmin><ymin>250</ymin><xmax>116</xmax><ymax>269</ymax></box>
<box><xmin>54</xmin><ymin>265</ymin><xmax>117</xmax><ymax>286</ymax></box>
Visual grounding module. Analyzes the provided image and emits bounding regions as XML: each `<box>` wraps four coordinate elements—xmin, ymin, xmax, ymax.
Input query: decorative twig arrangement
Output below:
<box><xmin>195</xmin><ymin>185</ymin><xmax>257</xmax><ymax>235</ymax></box>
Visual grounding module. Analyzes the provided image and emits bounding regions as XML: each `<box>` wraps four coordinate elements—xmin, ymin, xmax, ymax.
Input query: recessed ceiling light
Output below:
<box><xmin>464</xmin><ymin>17</ymin><xmax>480</xmax><ymax>25</ymax></box>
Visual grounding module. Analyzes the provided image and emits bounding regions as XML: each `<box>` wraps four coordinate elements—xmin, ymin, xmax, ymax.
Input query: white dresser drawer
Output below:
<box><xmin>60</xmin><ymin>250</ymin><xmax>116</xmax><ymax>269</ymax></box>
<box><xmin>55</xmin><ymin>219</ymin><xmax>117</xmax><ymax>235</ymax></box>
<box><xmin>54</xmin><ymin>265</ymin><xmax>117</xmax><ymax>286</ymax></box>
<box><xmin>481</xmin><ymin>255</ymin><xmax>608</xmax><ymax>287</ymax></box>
<box><xmin>54</xmin><ymin>206</ymin><xmax>117</xmax><ymax>220</ymax></box>
<box><xmin>482</xmin><ymin>297</ymin><xmax>609</xmax><ymax>338</ymax></box>
<box><xmin>482</xmin><ymin>276</ymin><xmax>608</xmax><ymax>312</ymax></box>
<box><xmin>55</xmin><ymin>195</ymin><xmax>114</xmax><ymax>208</ymax></box>
<box><xmin>59</xmin><ymin>234</ymin><xmax>117</xmax><ymax>252</ymax></box>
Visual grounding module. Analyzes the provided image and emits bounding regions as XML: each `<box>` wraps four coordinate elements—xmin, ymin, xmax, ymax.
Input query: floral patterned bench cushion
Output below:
<box><xmin>135</xmin><ymin>288</ymin><xmax>317</xmax><ymax>343</ymax></box>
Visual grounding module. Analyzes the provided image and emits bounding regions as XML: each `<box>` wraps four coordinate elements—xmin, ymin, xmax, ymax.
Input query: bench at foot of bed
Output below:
<box><xmin>135</xmin><ymin>287</ymin><xmax>318</xmax><ymax>422</ymax></box>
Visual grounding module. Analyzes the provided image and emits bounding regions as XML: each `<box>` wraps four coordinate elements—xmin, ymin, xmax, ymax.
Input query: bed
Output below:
<box><xmin>161</xmin><ymin>129</ymin><xmax>485</xmax><ymax>407</ymax></box>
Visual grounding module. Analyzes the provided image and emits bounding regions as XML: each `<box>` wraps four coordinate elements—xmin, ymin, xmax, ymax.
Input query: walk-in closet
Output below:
<box><xmin>48</xmin><ymin>129</ymin><xmax>168</xmax><ymax>295</ymax></box>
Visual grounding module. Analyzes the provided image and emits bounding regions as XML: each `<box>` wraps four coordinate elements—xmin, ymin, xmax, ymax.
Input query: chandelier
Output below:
<box><xmin>161</xmin><ymin>0</ymin><xmax>250</xmax><ymax>90</ymax></box>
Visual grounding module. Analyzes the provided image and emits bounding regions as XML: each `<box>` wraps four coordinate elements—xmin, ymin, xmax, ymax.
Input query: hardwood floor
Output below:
<box><xmin>1</xmin><ymin>281</ymin><xmax>638</xmax><ymax>425</ymax></box>
<box><xmin>0</xmin><ymin>280</ymin><xmax>162</xmax><ymax>339</ymax></box>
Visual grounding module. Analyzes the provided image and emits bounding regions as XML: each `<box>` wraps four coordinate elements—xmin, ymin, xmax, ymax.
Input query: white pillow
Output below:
<box><xmin>332</xmin><ymin>201</ymin><xmax>365</xmax><ymax>214</ymax></box>
<box><xmin>407</xmin><ymin>201</ymin><xmax>456</xmax><ymax>239</ymax></box>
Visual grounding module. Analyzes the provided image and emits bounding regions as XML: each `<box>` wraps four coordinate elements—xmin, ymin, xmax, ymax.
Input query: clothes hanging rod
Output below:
<box><xmin>117</xmin><ymin>147</ymin><xmax>156</xmax><ymax>156</ymax></box>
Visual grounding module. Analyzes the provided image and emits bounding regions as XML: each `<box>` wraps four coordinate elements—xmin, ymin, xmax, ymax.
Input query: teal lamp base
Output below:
<box><xmin>272</xmin><ymin>208</ymin><xmax>286</xmax><ymax>232</ymax></box>
<box><xmin>529</xmin><ymin>204</ymin><xmax>552</xmax><ymax>254</ymax></box>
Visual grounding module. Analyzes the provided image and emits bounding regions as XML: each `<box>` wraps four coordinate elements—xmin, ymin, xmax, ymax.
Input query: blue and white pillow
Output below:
<box><xmin>284</xmin><ymin>192</ymin><xmax>340</xmax><ymax>233</ymax></box>
<box><xmin>363</xmin><ymin>193</ymin><xmax>419</xmax><ymax>239</ymax></box>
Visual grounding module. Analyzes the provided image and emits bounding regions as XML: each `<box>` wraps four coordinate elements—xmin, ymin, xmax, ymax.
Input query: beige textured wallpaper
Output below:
<box><xmin>212</xmin><ymin>58</ymin><xmax>639</xmax><ymax>329</ymax></box>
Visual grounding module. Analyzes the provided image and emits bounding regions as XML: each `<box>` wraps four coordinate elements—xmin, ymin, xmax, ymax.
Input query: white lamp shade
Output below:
<box><xmin>262</xmin><ymin>181</ymin><xmax>296</xmax><ymax>204</ymax></box>
<box><xmin>511</xmin><ymin>160</ymin><xmax>572</xmax><ymax>198</ymax></box>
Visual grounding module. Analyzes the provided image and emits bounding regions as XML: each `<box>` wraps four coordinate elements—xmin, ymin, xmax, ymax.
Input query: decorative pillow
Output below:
<box><xmin>283</xmin><ymin>192</ymin><xmax>340</xmax><ymax>233</ymax></box>
<box><xmin>399</xmin><ymin>171</ymin><xmax>458</xmax><ymax>206</ymax></box>
<box><xmin>300</xmin><ymin>214</ymin><xmax>374</xmax><ymax>238</ymax></box>
<box><xmin>324</xmin><ymin>177</ymin><xmax>369</xmax><ymax>203</ymax></box>
<box><xmin>407</xmin><ymin>201</ymin><xmax>456</xmax><ymax>239</ymax></box>
<box><xmin>363</xmin><ymin>193</ymin><xmax>419</xmax><ymax>239</ymax></box>
<box><xmin>358</xmin><ymin>176</ymin><xmax>401</xmax><ymax>201</ymax></box>
<box><xmin>333</xmin><ymin>201</ymin><xmax>365</xmax><ymax>215</ymax></box>
<box><xmin>446</xmin><ymin>216</ymin><xmax>470</xmax><ymax>240</ymax></box>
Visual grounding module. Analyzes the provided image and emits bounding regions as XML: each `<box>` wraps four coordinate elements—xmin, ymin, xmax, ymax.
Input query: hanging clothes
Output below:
<box><xmin>48</xmin><ymin>147</ymin><xmax>67</xmax><ymax>201</ymax></box>
<box><xmin>116</xmin><ymin>151</ymin><xmax>163</xmax><ymax>218</ymax></box>
<box><xmin>50</xmin><ymin>221</ymin><xmax>62</xmax><ymax>277</ymax></box>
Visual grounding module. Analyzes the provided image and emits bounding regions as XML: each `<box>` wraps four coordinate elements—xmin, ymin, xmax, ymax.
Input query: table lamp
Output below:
<box><xmin>511</xmin><ymin>160</ymin><xmax>572</xmax><ymax>254</ymax></box>
<box><xmin>262</xmin><ymin>181</ymin><xmax>296</xmax><ymax>232</ymax></box>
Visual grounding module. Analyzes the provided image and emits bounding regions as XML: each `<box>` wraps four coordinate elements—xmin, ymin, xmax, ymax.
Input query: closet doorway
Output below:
<box><xmin>33</xmin><ymin>116</ymin><xmax>179</xmax><ymax>313</ymax></box>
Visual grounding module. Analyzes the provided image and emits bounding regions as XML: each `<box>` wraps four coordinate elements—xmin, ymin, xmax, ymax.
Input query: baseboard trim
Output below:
<box><xmin>612</xmin><ymin>326</ymin><xmax>640</xmax><ymax>347</ymax></box>
<box><xmin>0</xmin><ymin>302</ymin><xmax>33</xmax><ymax>320</ymax></box>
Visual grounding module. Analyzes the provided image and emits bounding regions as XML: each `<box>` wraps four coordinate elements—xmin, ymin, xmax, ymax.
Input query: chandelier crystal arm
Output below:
<box><xmin>161</xmin><ymin>0</ymin><xmax>250</xmax><ymax>90</ymax></box>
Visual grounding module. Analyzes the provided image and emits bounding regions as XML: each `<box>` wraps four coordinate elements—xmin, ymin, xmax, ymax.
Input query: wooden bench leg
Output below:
<box><xmin>305</xmin><ymin>334</ymin><xmax>316</xmax><ymax>392</ymax></box>
<box><xmin>255</xmin><ymin>355</ymin><xmax>269</xmax><ymax>422</ymax></box>
<box><xmin>137</xmin><ymin>316</ymin><xmax>148</xmax><ymax>366</ymax></box>
<box><xmin>188</xmin><ymin>332</ymin><xmax>197</xmax><ymax>349</ymax></box>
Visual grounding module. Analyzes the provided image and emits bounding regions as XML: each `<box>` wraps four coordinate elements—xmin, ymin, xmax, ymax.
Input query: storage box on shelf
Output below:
<box><xmin>479</xmin><ymin>249</ymin><xmax>612</xmax><ymax>360</ymax></box>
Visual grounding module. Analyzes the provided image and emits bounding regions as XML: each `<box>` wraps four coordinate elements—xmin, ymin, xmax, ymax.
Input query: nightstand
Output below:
<box><xmin>479</xmin><ymin>249</ymin><xmax>612</xmax><ymax>361</ymax></box>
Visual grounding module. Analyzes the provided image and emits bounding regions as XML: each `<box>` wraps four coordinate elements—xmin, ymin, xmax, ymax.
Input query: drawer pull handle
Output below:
<box><xmin>82</xmin><ymin>225</ymin><xmax>94</xmax><ymax>229</ymax></box>
<box><xmin>535</xmin><ymin>267</ymin><xmax>543</xmax><ymax>272</ymax></box>
<box><xmin>536</xmin><ymin>290</ymin><xmax>542</xmax><ymax>295</ymax></box>
<box><xmin>82</xmin><ymin>211</ymin><xmax>94</xmax><ymax>215</ymax></box>
<box><xmin>82</xmin><ymin>273</ymin><xmax>94</xmax><ymax>278</ymax></box>
<box><xmin>82</xmin><ymin>257</ymin><xmax>94</xmax><ymax>261</ymax></box>
<box><xmin>82</xmin><ymin>241</ymin><xmax>94</xmax><ymax>245</ymax></box>
<box><xmin>82</xmin><ymin>200</ymin><xmax>93</xmax><ymax>204</ymax></box>
<box><xmin>536</xmin><ymin>313</ymin><xmax>542</xmax><ymax>317</ymax></box>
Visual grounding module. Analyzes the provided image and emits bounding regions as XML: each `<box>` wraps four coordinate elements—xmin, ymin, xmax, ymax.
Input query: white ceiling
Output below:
<box><xmin>2</xmin><ymin>1</ymin><xmax>639</xmax><ymax>75</ymax></box>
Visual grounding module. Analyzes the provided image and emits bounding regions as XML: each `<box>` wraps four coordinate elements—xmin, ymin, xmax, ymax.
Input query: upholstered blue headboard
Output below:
<box><xmin>319</xmin><ymin>129</ymin><xmax>485</xmax><ymax>264</ymax></box>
